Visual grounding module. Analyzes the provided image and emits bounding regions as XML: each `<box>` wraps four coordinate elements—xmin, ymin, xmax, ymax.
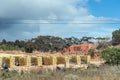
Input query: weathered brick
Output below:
<box><xmin>62</xmin><ymin>44</ymin><xmax>98</xmax><ymax>54</ymax></box>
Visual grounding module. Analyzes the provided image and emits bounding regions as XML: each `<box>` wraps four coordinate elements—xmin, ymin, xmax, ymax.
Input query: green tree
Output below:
<box><xmin>112</xmin><ymin>29</ymin><xmax>120</xmax><ymax>45</ymax></box>
<box><xmin>80</xmin><ymin>36</ymin><xmax>94</xmax><ymax>43</ymax></box>
<box><xmin>101</xmin><ymin>47</ymin><xmax>120</xmax><ymax>65</ymax></box>
<box><xmin>96</xmin><ymin>37</ymin><xmax>111</xmax><ymax>50</ymax></box>
<box><xmin>88</xmin><ymin>49</ymin><xmax>95</xmax><ymax>58</ymax></box>
<box><xmin>25</xmin><ymin>40</ymin><xmax>34</xmax><ymax>53</ymax></box>
<box><xmin>1</xmin><ymin>39</ymin><xmax>7</xmax><ymax>45</ymax></box>
<box><xmin>32</xmin><ymin>36</ymin><xmax>67</xmax><ymax>52</ymax></box>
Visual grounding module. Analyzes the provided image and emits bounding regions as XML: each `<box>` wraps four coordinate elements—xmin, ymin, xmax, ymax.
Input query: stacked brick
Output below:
<box><xmin>0</xmin><ymin>55</ymin><xmax>91</xmax><ymax>69</ymax></box>
<box><xmin>37</xmin><ymin>56</ymin><xmax>42</xmax><ymax>66</ymax></box>
<box><xmin>62</xmin><ymin>44</ymin><xmax>98</xmax><ymax>55</ymax></box>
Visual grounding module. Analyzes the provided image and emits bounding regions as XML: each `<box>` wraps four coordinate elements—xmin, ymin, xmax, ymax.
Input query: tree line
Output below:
<box><xmin>0</xmin><ymin>28</ymin><xmax>120</xmax><ymax>53</ymax></box>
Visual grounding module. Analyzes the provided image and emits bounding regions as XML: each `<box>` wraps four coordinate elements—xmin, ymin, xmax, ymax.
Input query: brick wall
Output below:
<box><xmin>62</xmin><ymin>44</ymin><xmax>98</xmax><ymax>54</ymax></box>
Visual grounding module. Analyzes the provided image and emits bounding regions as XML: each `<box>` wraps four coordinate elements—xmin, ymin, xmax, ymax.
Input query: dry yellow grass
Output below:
<box><xmin>3</xmin><ymin>57</ymin><xmax>10</xmax><ymax>67</ymax></box>
<box><xmin>1</xmin><ymin>64</ymin><xmax>120</xmax><ymax>80</ymax></box>
<box><xmin>69</xmin><ymin>56</ymin><xmax>77</xmax><ymax>63</ymax></box>
<box><xmin>31</xmin><ymin>57</ymin><xmax>38</xmax><ymax>66</ymax></box>
<box><xmin>57</xmin><ymin>56</ymin><xmax>65</xmax><ymax>64</ymax></box>
<box><xmin>42</xmin><ymin>56</ymin><xmax>53</xmax><ymax>65</ymax></box>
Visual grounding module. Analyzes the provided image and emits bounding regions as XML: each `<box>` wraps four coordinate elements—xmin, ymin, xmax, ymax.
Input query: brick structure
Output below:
<box><xmin>62</xmin><ymin>43</ymin><xmax>98</xmax><ymax>55</ymax></box>
<box><xmin>0</xmin><ymin>54</ymin><xmax>90</xmax><ymax>69</ymax></box>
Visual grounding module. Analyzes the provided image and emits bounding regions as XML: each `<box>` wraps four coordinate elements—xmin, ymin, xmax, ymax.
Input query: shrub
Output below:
<box><xmin>89</xmin><ymin>49</ymin><xmax>95</xmax><ymax>58</ymax></box>
<box><xmin>0</xmin><ymin>45</ymin><xmax>25</xmax><ymax>51</ymax></box>
<box><xmin>101</xmin><ymin>47</ymin><xmax>120</xmax><ymax>65</ymax></box>
<box><xmin>81</xmin><ymin>56</ymin><xmax>87</xmax><ymax>64</ymax></box>
<box><xmin>112</xmin><ymin>29</ymin><xmax>120</xmax><ymax>45</ymax></box>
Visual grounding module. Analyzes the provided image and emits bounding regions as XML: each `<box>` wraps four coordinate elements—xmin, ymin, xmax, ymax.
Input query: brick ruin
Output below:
<box><xmin>61</xmin><ymin>43</ymin><xmax>98</xmax><ymax>55</ymax></box>
<box><xmin>0</xmin><ymin>54</ymin><xmax>90</xmax><ymax>69</ymax></box>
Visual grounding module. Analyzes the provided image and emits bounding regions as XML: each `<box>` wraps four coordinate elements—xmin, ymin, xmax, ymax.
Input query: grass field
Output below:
<box><xmin>0</xmin><ymin>64</ymin><xmax>120</xmax><ymax>80</ymax></box>
<box><xmin>0</xmin><ymin>51</ymin><xmax>119</xmax><ymax>80</ymax></box>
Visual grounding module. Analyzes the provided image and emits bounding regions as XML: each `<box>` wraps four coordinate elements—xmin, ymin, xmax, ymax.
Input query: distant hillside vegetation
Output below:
<box><xmin>0</xmin><ymin>33</ymin><xmax>113</xmax><ymax>53</ymax></box>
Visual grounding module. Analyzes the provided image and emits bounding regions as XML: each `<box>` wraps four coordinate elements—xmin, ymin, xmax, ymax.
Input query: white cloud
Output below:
<box><xmin>0</xmin><ymin>0</ymin><xmax>88</xmax><ymax>19</ymax></box>
<box><xmin>0</xmin><ymin>0</ymin><xmax>119</xmax><ymax>40</ymax></box>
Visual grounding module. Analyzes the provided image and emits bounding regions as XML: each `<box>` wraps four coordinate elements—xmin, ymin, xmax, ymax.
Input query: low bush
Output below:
<box><xmin>101</xmin><ymin>47</ymin><xmax>120</xmax><ymax>65</ymax></box>
<box><xmin>0</xmin><ymin>46</ymin><xmax>25</xmax><ymax>51</ymax></box>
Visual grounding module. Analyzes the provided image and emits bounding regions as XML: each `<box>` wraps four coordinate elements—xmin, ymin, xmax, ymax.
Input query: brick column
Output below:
<box><xmin>52</xmin><ymin>56</ymin><xmax>57</xmax><ymax>65</ymax></box>
<box><xmin>52</xmin><ymin>56</ymin><xmax>57</xmax><ymax>70</ymax></box>
<box><xmin>0</xmin><ymin>57</ymin><xmax>2</xmax><ymax>68</ymax></box>
<box><xmin>10</xmin><ymin>56</ymin><xmax>15</xmax><ymax>68</ymax></box>
<box><xmin>26</xmin><ymin>56</ymin><xmax>31</xmax><ymax>67</ymax></box>
<box><xmin>65</xmin><ymin>56</ymin><xmax>69</xmax><ymax>68</ymax></box>
<box><xmin>76</xmin><ymin>55</ymin><xmax>81</xmax><ymax>65</ymax></box>
<box><xmin>86</xmin><ymin>55</ymin><xmax>91</xmax><ymax>64</ymax></box>
<box><xmin>37</xmin><ymin>56</ymin><xmax>42</xmax><ymax>66</ymax></box>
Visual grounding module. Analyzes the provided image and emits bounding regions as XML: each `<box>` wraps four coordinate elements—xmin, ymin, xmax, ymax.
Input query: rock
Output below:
<box><xmin>56</xmin><ymin>66</ymin><xmax>64</xmax><ymax>70</ymax></box>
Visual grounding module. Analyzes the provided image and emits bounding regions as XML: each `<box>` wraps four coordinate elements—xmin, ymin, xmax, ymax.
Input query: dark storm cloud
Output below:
<box><xmin>0</xmin><ymin>26</ymin><xmax>11</xmax><ymax>30</ymax></box>
<box><xmin>0</xmin><ymin>19</ymin><xmax>17</xmax><ymax>31</ymax></box>
<box><xmin>0</xmin><ymin>26</ymin><xmax>40</xmax><ymax>41</ymax></box>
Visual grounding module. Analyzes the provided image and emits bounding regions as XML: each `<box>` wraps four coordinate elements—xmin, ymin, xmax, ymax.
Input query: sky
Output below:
<box><xmin>0</xmin><ymin>0</ymin><xmax>120</xmax><ymax>41</ymax></box>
